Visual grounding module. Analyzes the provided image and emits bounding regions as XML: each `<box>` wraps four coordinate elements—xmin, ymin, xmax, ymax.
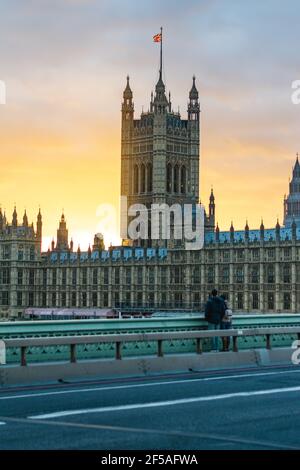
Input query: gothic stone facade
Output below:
<box><xmin>0</xmin><ymin>216</ymin><xmax>300</xmax><ymax>319</ymax></box>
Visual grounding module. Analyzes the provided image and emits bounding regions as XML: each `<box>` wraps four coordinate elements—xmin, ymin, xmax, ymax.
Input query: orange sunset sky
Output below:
<box><xmin>0</xmin><ymin>0</ymin><xmax>299</xmax><ymax>250</ymax></box>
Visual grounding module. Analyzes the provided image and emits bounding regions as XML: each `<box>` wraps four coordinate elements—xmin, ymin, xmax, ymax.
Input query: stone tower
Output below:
<box><xmin>56</xmin><ymin>213</ymin><xmax>69</xmax><ymax>251</ymax></box>
<box><xmin>284</xmin><ymin>155</ymin><xmax>300</xmax><ymax>227</ymax></box>
<box><xmin>120</xmin><ymin>32</ymin><xmax>201</xmax><ymax>247</ymax></box>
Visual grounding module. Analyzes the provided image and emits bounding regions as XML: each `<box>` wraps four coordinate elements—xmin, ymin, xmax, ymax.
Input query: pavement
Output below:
<box><xmin>1</xmin><ymin>364</ymin><xmax>300</xmax><ymax>450</ymax></box>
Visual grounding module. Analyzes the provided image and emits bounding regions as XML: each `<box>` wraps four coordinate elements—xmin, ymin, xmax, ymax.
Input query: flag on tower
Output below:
<box><xmin>153</xmin><ymin>32</ymin><xmax>162</xmax><ymax>43</ymax></box>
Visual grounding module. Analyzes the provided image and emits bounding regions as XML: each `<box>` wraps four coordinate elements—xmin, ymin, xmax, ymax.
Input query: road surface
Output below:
<box><xmin>0</xmin><ymin>365</ymin><xmax>300</xmax><ymax>450</ymax></box>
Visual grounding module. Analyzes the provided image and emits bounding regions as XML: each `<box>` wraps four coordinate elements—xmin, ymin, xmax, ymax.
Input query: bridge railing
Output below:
<box><xmin>3</xmin><ymin>326</ymin><xmax>300</xmax><ymax>367</ymax></box>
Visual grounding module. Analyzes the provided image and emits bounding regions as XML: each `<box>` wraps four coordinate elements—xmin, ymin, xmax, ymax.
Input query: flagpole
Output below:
<box><xmin>160</xmin><ymin>26</ymin><xmax>163</xmax><ymax>80</ymax></box>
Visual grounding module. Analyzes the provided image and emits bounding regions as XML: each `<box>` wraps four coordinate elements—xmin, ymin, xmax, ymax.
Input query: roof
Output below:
<box><xmin>205</xmin><ymin>227</ymin><xmax>299</xmax><ymax>244</ymax></box>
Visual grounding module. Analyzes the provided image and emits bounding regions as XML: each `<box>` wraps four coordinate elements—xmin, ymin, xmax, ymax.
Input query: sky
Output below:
<box><xmin>0</xmin><ymin>0</ymin><xmax>299</xmax><ymax>250</ymax></box>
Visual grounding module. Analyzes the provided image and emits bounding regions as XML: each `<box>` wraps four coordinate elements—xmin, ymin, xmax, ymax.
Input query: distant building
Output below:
<box><xmin>0</xmin><ymin>208</ymin><xmax>41</xmax><ymax>318</ymax></box>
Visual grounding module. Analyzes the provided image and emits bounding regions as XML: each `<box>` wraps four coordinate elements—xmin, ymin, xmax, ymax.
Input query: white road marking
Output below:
<box><xmin>0</xmin><ymin>422</ymin><xmax>6</xmax><ymax>425</ymax></box>
<box><xmin>28</xmin><ymin>384</ymin><xmax>300</xmax><ymax>420</ymax></box>
<box><xmin>1</xmin><ymin>368</ymin><xmax>300</xmax><ymax>401</ymax></box>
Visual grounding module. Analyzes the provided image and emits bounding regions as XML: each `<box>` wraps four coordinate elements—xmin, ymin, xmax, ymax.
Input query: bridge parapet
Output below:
<box><xmin>1</xmin><ymin>316</ymin><xmax>300</xmax><ymax>364</ymax></box>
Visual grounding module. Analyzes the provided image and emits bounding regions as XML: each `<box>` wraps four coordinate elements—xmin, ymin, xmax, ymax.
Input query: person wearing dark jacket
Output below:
<box><xmin>205</xmin><ymin>289</ymin><xmax>226</xmax><ymax>351</ymax></box>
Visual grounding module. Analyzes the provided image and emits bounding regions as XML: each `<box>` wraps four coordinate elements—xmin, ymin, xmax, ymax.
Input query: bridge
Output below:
<box><xmin>0</xmin><ymin>314</ymin><xmax>300</xmax><ymax>449</ymax></box>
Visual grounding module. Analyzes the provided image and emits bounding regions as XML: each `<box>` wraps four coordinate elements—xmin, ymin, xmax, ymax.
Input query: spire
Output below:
<box><xmin>245</xmin><ymin>220</ymin><xmax>249</xmax><ymax>231</ymax></box>
<box><xmin>123</xmin><ymin>75</ymin><xmax>132</xmax><ymax>100</ymax></box>
<box><xmin>36</xmin><ymin>207</ymin><xmax>42</xmax><ymax>247</ymax></box>
<box><xmin>284</xmin><ymin>154</ymin><xmax>300</xmax><ymax>227</ymax></box>
<box><xmin>209</xmin><ymin>188</ymin><xmax>215</xmax><ymax>220</ymax></box>
<box><xmin>275</xmin><ymin>218</ymin><xmax>281</xmax><ymax>241</ymax></box>
<box><xmin>12</xmin><ymin>206</ymin><xmax>17</xmax><ymax>227</ymax></box>
<box><xmin>293</xmin><ymin>153</ymin><xmax>300</xmax><ymax>177</ymax></box>
<box><xmin>189</xmin><ymin>75</ymin><xmax>199</xmax><ymax>100</ymax></box>
<box><xmin>230</xmin><ymin>221</ymin><xmax>234</xmax><ymax>242</ymax></box>
<box><xmin>215</xmin><ymin>222</ymin><xmax>220</xmax><ymax>242</ymax></box>
<box><xmin>23</xmin><ymin>210</ymin><xmax>28</xmax><ymax>227</ymax></box>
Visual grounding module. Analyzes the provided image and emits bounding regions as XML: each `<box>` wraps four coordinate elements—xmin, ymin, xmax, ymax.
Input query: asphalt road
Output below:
<box><xmin>1</xmin><ymin>365</ymin><xmax>300</xmax><ymax>450</ymax></box>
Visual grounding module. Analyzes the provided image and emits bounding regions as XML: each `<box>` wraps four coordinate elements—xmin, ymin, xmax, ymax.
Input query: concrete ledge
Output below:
<box><xmin>0</xmin><ymin>347</ymin><xmax>294</xmax><ymax>387</ymax></box>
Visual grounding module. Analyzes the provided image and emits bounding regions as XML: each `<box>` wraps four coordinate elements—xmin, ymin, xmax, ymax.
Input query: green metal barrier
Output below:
<box><xmin>1</xmin><ymin>314</ymin><xmax>300</xmax><ymax>364</ymax></box>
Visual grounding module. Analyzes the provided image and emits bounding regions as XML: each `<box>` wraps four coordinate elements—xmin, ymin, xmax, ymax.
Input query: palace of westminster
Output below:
<box><xmin>1</xmin><ymin>56</ymin><xmax>300</xmax><ymax>319</ymax></box>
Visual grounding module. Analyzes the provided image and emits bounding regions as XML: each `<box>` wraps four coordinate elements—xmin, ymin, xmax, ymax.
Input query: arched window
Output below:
<box><xmin>181</xmin><ymin>166</ymin><xmax>186</xmax><ymax>194</ymax></box>
<box><xmin>134</xmin><ymin>165</ymin><xmax>139</xmax><ymax>194</ymax></box>
<box><xmin>147</xmin><ymin>163</ymin><xmax>152</xmax><ymax>192</ymax></box>
<box><xmin>141</xmin><ymin>164</ymin><xmax>146</xmax><ymax>193</ymax></box>
<box><xmin>166</xmin><ymin>164</ymin><xmax>172</xmax><ymax>193</ymax></box>
<box><xmin>173</xmin><ymin>165</ymin><xmax>179</xmax><ymax>193</ymax></box>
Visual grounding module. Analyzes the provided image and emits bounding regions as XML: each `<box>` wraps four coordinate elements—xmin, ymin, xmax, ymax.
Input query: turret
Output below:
<box><xmin>56</xmin><ymin>212</ymin><xmax>69</xmax><ymax>251</ymax></box>
<box><xmin>206</xmin><ymin>188</ymin><xmax>216</xmax><ymax>231</ymax></box>
<box><xmin>93</xmin><ymin>233</ymin><xmax>105</xmax><ymax>251</ymax></box>
<box><xmin>188</xmin><ymin>76</ymin><xmax>200</xmax><ymax>121</ymax></box>
<box><xmin>122</xmin><ymin>76</ymin><xmax>134</xmax><ymax>122</ymax></box>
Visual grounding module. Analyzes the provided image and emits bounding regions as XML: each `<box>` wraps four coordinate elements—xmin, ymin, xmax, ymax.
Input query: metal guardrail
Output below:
<box><xmin>3</xmin><ymin>326</ymin><xmax>300</xmax><ymax>367</ymax></box>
